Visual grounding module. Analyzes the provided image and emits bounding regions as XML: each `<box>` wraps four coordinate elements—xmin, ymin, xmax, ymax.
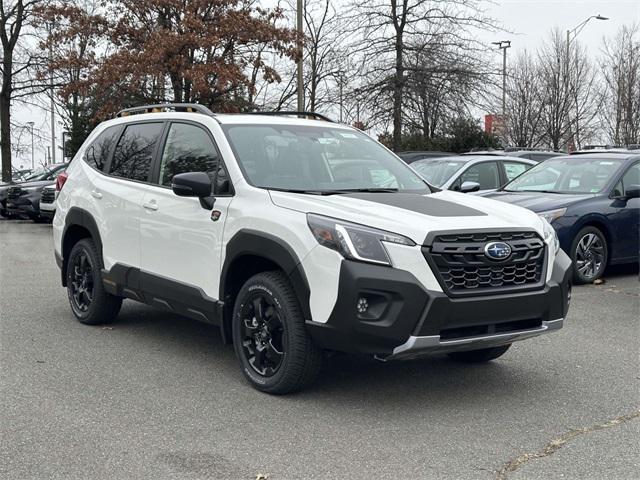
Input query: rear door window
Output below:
<box><xmin>83</xmin><ymin>126</ymin><xmax>120</xmax><ymax>172</ymax></box>
<box><xmin>109</xmin><ymin>123</ymin><xmax>163</xmax><ymax>182</ymax></box>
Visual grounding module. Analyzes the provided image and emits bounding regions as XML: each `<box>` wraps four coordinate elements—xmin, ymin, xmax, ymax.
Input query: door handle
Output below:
<box><xmin>91</xmin><ymin>190</ymin><xmax>103</xmax><ymax>199</ymax></box>
<box><xmin>143</xmin><ymin>201</ymin><xmax>158</xmax><ymax>211</ymax></box>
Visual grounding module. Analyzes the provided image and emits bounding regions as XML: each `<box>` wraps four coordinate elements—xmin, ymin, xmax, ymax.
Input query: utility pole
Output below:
<box><xmin>26</xmin><ymin>121</ymin><xmax>35</xmax><ymax>169</ymax></box>
<box><xmin>339</xmin><ymin>72</ymin><xmax>343</xmax><ymax>123</ymax></box>
<box><xmin>296</xmin><ymin>0</ymin><xmax>304</xmax><ymax>112</ymax></box>
<box><xmin>48</xmin><ymin>21</ymin><xmax>56</xmax><ymax>164</ymax></box>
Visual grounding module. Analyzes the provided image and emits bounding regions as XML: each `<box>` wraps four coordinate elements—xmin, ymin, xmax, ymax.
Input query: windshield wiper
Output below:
<box><xmin>332</xmin><ymin>187</ymin><xmax>399</xmax><ymax>193</ymax></box>
<box><xmin>502</xmin><ymin>189</ymin><xmax>564</xmax><ymax>194</ymax></box>
<box><xmin>270</xmin><ymin>188</ymin><xmax>341</xmax><ymax>195</ymax></box>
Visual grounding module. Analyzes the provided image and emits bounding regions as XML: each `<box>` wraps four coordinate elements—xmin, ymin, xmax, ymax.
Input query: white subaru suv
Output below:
<box><xmin>53</xmin><ymin>104</ymin><xmax>572</xmax><ymax>394</ymax></box>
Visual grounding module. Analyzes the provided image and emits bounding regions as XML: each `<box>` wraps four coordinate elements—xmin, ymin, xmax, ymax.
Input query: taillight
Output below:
<box><xmin>56</xmin><ymin>172</ymin><xmax>68</xmax><ymax>191</ymax></box>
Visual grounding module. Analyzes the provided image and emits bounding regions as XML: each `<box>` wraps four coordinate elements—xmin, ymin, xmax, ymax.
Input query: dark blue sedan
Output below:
<box><xmin>484</xmin><ymin>153</ymin><xmax>639</xmax><ymax>284</ymax></box>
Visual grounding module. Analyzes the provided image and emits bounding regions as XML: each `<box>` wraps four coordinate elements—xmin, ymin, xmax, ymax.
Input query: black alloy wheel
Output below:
<box><xmin>232</xmin><ymin>271</ymin><xmax>323</xmax><ymax>394</ymax></box>
<box><xmin>69</xmin><ymin>249</ymin><xmax>94</xmax><ymax>314</ymax></box>
<box><xmin>66</xmin><ymin>239</ymin><xmax>122</xmax><ymax>325</ymax></box>
<box><xmin>239</xmin><ymin>293</ymin><xmax>285</xmax><ymax>377</ymax></box>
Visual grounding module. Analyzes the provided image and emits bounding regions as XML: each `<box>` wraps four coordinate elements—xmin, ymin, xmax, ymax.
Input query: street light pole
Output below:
<box><xmin>565</xmin><ymin>14</ymin><xmax>609</xmax><ymax>150</ymax></box>
<box><xmin>26</xmin><ymin>121</ymin><xmax>35</xmax><ymax>169</ymax></box>
<box><xmin>296</xmin><ymin>0</ymin><xmax>304</xmax><ymax>112</ymax></box>
<box><xmin>492</xmin><ymin>40</ymin><xmax>511</xmax><ymax>132</ymax></box>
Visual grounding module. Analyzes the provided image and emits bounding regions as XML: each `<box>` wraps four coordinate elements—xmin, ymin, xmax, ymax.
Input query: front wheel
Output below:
<box><xmin>570</xmin><ymin>226</ymin><xmax>608</xmax><ymax>284</ymax></box>
<box><xmin>66</xmin><ymin>239</ymin><xmax>122</xmax><ymax>325</ymax></box>
<box><xmin>447</xmin><ymin>344</ymin><xmax>511</xmax><ymax>363</ymax></box>
<box><xmin>232</xmin><ymin>271</ymin><xmax>323</xmax><ymax>394</ymax></box>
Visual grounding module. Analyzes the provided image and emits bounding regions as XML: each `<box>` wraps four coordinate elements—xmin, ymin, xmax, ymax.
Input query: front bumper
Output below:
<box><xmin>306</xmin><ymin>249</ymin><xmax>572</xmax><ymax>358</ymax></box>
<box><xmin>6</xmin><ymin>195</ymin><xmax>39</xmax><ymax>217</ymax></box>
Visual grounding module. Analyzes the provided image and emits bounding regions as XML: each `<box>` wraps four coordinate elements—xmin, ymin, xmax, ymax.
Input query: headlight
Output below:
<box><xmin>538</xmin><ymin>208</ymin><xmax>566</xmax><ymax>223</ymax></box>
<box><xmin>541</xmin><ymin>217</ymin><xmax>560</xmax><ymax>254</ymax></box>
<box><xmin>307</xmin><ymin>214</ymin><xmax>415</xmax><ymax>265</ymax></box>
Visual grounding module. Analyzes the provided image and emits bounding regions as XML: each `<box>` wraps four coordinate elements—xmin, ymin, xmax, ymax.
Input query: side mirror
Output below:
<box><xmin>172</xmin><ymin>172</ymin><xmax>212</xmax><ymax>197</ymax></box>
<box><xmin>460</xmin><ymin>181</ymin><xmax>481</xmax><ymax>193</ymax></box>
<box><xmin>171</xmin><ymin>172</ymin><xmax>214</xmax><ymax>209</ymax></box>
<box><xmin>624</xmin><ymin>184</ymin><xmax>640</xmax><ymax>199</ymax></box>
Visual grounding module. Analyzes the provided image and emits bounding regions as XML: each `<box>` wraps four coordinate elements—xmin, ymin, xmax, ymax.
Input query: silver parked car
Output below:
<box><xmin>411</xmin><ymin>155</ymin><xmax>537</xmax><ymax>194</ymax></box>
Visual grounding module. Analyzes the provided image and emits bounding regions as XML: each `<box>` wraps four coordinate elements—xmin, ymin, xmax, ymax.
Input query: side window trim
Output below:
<box><xmin>107</xmin><ymin>120</ymin><xmax>166</xmax><ymax>185</ymax></box>
<box><xmin>152</xmin><ymin>119</ymin><xmax>234</xmax><ymax>196</ymax></box>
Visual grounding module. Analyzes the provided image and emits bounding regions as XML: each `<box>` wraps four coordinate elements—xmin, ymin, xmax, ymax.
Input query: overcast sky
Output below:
<box><xmin>8</xmin><ymin>0</ymin><xmax>640</xmax><ymax>169</ymax></box>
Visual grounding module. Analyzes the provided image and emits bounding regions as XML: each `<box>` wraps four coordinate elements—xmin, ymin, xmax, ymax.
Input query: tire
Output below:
<box><xmin>66</xmin><ymin>238</ymin><xmax>122</xmax><ymax>325</ymax></box>
<box><xmin>447</xmin><ymin>344</ymin><xmax>511</xmax><ymax>363</ymax></box>
<box><xmin>570</xmin><ymin>226</ymin><xmax>608</xmax><ymax>284</ymax></box>
<box><xmin>232</xmin><ymin>271</ymin><xmax>323</xmax><ymax>394</ymax></box>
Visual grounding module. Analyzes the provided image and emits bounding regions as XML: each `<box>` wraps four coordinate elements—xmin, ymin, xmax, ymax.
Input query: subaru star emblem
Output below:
<box><xmin>484</xmin><ymin>241</ymin><xmax>512</xmax><ymax>260</ymax></box>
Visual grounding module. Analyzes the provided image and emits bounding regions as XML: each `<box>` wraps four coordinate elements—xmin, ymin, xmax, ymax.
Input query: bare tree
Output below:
<box><xmin>503</xmin><ymin>51</ymin><xmax>544</xmax><ymax>148</ymax></box>
<box><xmin>347</xmin><ymin>0</ymin><xmax>498</xmax><ymax>150</ymax></box>
<box><xmin>600</xmin><ymin>24</ymin><xmax>640</xmax><ymax>146</ymax></box>
<box><xmin>537</xmin><ymin>29</ymin><xmax>599</xmax><ymax>151</ymax></box>
<box><xmin>1</xmin><ymin>0</ymin><xmax>50</xmax><ymax>181</ymax></box>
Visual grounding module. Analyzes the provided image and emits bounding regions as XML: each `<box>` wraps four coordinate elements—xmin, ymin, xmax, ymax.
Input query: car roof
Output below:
<box><xmin>412</xmin><ymin>154</ymin><xmax>535</xmax><ymax>164</ymax></box>
<box><xmin>547</xmin><ymin>153</ymin><xmax>640</xmax><ymax>162</ymax></box>
<box><xmin>104</xmin><ymin>111</ymin><xmax>352</xmax><ymax>129</ymax></box>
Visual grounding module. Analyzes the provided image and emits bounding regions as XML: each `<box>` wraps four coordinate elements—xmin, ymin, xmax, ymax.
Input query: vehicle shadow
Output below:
<box><xmin>112</xmin><ymin>301</ymin><xmax>555</xmax><ymax>410</ymax></box>
<box><xmin>604</xmin><ymin>262</ymin><xmax>639</xmax><ymax>280</ymax></box>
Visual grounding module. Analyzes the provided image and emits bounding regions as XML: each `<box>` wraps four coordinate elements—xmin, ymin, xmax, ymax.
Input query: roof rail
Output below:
<box><xmin>244</xmin><ymin>111</ymin><xmax>334</xmax><ymax>122</ymax></box>
<box><xmin>115</xmin><ymin>103</ymin><xmax>215</xmax><ymax>118</ymax></box>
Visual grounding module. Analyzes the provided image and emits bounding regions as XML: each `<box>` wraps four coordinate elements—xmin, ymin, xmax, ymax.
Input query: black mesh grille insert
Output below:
<box><xmin>7</xmin><ymin>187</ymin><xmax>22</xmax><ymax>200</ymax></box>
<box><xmin>41</xmin><ymin>189</ymin><xmax>56</xmax><ymax>204</ymax></box>
<box><xmin>424</xmin><ymin>231</ymin><xmax>547</xmax><ymax>296</ymax></box>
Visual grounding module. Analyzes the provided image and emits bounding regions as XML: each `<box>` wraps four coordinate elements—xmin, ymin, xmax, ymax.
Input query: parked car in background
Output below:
<box><xmin>411</xmin><ymin>155</ymin><xmax>536</xmax><ymax>194</ymax></box>
<box><xmin>396</xmin><ymin>151</ymin><xmax>453</xmax><ymax>164</ymax></box>
<box><xmin>484</xmin><ymin>153</ymin><xmax>640</xmax><ymax>284</ymax></box>
<box><xmin>39</xmin><ymin>185</ymin><xmax>58</xmax><ymax>220</ymax></box>
<box><xmin>12</xmin><ymin>168</ymin><xmax>32</xmax><ymax>182</ymax></box>
<box><xmin>5</xmin><ymin>163</ymin><xmax>68</xmax><ymax>221</ymax></box>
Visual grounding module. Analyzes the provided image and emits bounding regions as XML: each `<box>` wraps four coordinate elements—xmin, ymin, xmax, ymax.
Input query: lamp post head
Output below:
<box><xmin>595</xmin><ymin>15</ymin><xmax>609</xmax><ymax>20</ymax></box>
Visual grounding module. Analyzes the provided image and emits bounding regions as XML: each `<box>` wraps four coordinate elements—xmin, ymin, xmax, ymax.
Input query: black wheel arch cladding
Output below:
<box><xmin>61</xmin><ymin>207</ymin><xmax>103</xmax><ymax>287</ymax></box>
<box><xmin>221</xmin><ymin>229</ymin><xmax>312</xmax><ymax>321</ymax></box>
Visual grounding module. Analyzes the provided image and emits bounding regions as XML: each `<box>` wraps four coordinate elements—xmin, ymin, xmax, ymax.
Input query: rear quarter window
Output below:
<box><xmin>83</xmin><ymin>126</ymin><xmax>121</xmax><ymax>172</ymax></box>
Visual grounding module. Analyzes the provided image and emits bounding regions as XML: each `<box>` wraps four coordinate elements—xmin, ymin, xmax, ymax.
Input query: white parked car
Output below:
<box><xmin>411</xmin><ymin>155</ymin><xmax>536</xmax><ymax>194</ymax></box>
<box><xmin>52</xmin><ymin>104</ymin><xmax>572</xmax><ymax>394</ymax></box>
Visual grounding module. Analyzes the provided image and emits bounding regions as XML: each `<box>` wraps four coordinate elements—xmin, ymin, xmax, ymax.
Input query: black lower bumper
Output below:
<box><xmin>5</xmin><ymin>198</ymin><xmax>39</xmax><ymax>218</ymax></box>
<box><xmin>306</xmin><ymin>250</ymin><xmax>572</xmax><ymax>356</ymax></box>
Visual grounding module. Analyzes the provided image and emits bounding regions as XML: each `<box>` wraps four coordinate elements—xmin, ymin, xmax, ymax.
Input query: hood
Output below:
<box><xmin>269</xmin><ymin>190</ymin><xmax>545</xmax><ymax>244</ymax></box>
<box><xmin>8</xmin><ymin>179</ymin><xmax>55</xmax><ymax>190</ymax></box>
<box><xmin>482</xmin><ymin>191</ymin><xmax>593</xmax><ymax>213</ymax></box>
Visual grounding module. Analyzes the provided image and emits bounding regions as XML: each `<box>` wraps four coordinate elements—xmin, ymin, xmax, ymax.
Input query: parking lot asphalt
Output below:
<box><xmin>1</xmin><ymin>220</ymin><xmax>638</xmax><ymax>480</ymax></box>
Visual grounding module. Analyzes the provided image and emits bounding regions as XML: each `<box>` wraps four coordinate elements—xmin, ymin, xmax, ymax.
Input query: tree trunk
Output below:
<box><xmin>392</xmin><ymin>36</ymin><xmax>404</xmax><ymax>151</ymax></box>
<box><xmin>1</xmin><ymin>49</ymin><xmax>13</xmax><ymax>182</ymax></box>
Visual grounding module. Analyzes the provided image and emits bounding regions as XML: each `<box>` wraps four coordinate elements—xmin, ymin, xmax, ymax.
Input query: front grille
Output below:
<box><xmin>7</xmin><ymin>187</ymin><xmax>22</xmax><ymax>201</ymax></box>
<box><xmin>41</xmin><ymin>189</ymin><xmax>56</xmax><ymax>204</ymax></box>
<box><xmin>440</xmin><ymin>318</ymin><xmax>543</xmax><ymax>340</ymax></box>
<box><xmin>423</xmin><ymin>230</ymin><xmax>547</xmax><ymax>296</ymax></box>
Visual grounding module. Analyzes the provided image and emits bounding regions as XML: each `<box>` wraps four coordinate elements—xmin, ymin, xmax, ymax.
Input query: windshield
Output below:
<box><xmin>222</xmin><ymin>124</ymin><xmax>430</xmax><ymax>193</ymax></box>
<box><xmin>411</xmin><ymin>159</ymin><xmax>466</xmax><ymax>187</ymax></box>
<box><xmin>504</xmin><ymin>157</ymin><xmax>625</xmax><ymax>194</ymax></box>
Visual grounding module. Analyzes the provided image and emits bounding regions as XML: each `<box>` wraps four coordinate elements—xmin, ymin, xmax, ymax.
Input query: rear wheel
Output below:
<box><xmin>66</xmin><ymin>239</ymin><xmax>122</xmax><ymax>325</ymax></box>
<box><xmin>232</xmin><ymin>271</ymin><xmax>323</xmax><ymax>394</ymax></box>
<box><xmin>447</xmin><ymin>344</ymin><xmax>511</xmax><ymax>363</ymax></box>
<box><xmin>570</xmin><ymin>226</ymin><xmax>608</xmax><ymax>284</ymax></box>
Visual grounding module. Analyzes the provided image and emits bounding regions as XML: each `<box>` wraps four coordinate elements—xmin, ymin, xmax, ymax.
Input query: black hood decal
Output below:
<box><xmin>344</xmin><ymin>193</ymin><xmax>486</xmax><ymax>217</ymax></box>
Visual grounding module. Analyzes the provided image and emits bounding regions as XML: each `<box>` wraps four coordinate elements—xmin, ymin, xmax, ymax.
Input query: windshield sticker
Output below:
<box><xmin>339</xmin><ymin>133</ymin><xmax>358</xmax><ymax>139</ymax></box>
<box><xmin>599</xmin><ymin>162</ymin><xmax>614</xmax><ymax>165</ymax></box>
<box><xmin>591</xmin><ymin>188</ymin><xmax>600</xmax><ymax>192</ymax></box>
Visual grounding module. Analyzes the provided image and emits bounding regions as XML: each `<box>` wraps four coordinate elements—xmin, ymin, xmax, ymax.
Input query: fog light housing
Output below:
<box><xmin>357</xmin><ymin>297</ymin><xmax>369</xmax><ymax>314</ymax></box>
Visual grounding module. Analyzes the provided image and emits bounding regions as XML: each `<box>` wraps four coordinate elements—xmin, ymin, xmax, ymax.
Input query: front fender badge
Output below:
<box><xmin>211</xmin><ymin>210</ymin><xmax>222</xmax><ymax>222</ymax></box>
